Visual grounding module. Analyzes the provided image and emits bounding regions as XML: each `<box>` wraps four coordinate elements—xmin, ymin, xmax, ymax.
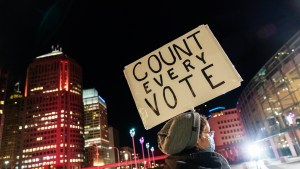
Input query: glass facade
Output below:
<box><xmin>82</xmin><ymin>88</ymin><xmax>109</xmax><ymax>167</ymax></box>
<box><xmin>0</xmin><ymin>68</ymin><xmax>9</xmax><ymax>168</ymax></box>
<box><xmin>237</xmin><ymin>30</ymin><xmax>300</xmax><ymax>159</ymax></box>
<box><xmin>0</xmin><ymin>89</ymin><xmax>23</xmax><ymax>169</ymax></box>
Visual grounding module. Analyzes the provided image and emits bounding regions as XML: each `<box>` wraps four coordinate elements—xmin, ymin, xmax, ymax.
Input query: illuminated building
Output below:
<box><xmin>0</xmin><ymin>83</ymin><xmax>23</xmax><ymax>169</ymax></box>
<box><xmin>237</xmin><ymin>30</ymin><xmax>300</xmax><ymax>159</ymax></box>
<box><xmin>208</xmin><ymin>107</ymin><xmax>246</xmax><ymax>163</ymax></box>
<box><xmin>0</xmin><ymin>68</ymin><xmax>8</xmax><ymax>164</ymax></box>
<box><xmin>82</xmin><ymin>88</ymin><xmax>109</xmax><ymax>167</ymax></box>
<box><xmin>19</xmin><ymin>46</ymin><xmax>84</xmax><ymax>169</ymax></box>
<box><xmin>120</xmin><ymin>147</ymin><xmax>134</xmax><ymax>169</ymax></box>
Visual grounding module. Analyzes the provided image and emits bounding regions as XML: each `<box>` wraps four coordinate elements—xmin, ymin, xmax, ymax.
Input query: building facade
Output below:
<box><xmin>0</xmin><ymin>68</ymin><xmax>9</xmax><ymax>167</ymax></box>
<box><xmin>19</xmin><ymin>47</ymin><xmax>84</xmax><ymax>169</ymax></box>
<box><xmin>237</xmin><ymin>30</ymin><xmax>300</xmax><ymax>159</ymax></box>
<box><xmin>108</xmin><ymin>126</ymin><xmax>120</xmax><ymax>167</ymax></box>
<box><xmin>208</xmin><ymin>107</ymin><xmax>245</xmax><ymax>163</ymax></box>
<box><xmin>82</xmin><ymin>88</ymin><xmax>109</xmax><ymax>167</ymax></box>
<box><xmin>0</xmin><ymin>85</ymin><xmax>24</xmax><ymax>169</ymax></box>
<box><xmin>119</xmin><ymin>147</ymin><xmax>134</xmax><ymax>169</ymax></box>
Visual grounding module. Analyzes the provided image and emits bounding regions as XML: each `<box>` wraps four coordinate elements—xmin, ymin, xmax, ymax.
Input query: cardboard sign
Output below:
<box><xmin>124</xmin><ymin>25</ymin><xmax>243</xmax><ymax>129</ymax></box>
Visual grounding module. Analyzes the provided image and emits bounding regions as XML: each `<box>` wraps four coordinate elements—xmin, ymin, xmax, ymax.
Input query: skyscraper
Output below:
<box><xmin>0</xmin><ymin>68</ymin><xmax>8</xmax><ymax>166</ymax></box>
<box><xmin>82</xmin><ymin>88</ymin><xmax>109</xmax><ymax>167</ymax></box>
<box><xmin>0</xmin><ymin>83</ymin><xmax>23</xmax><ymax>169</ymax></box>
<box><xmin>19</xmin><ymin>47</ymin><xmax>84</xmax><ymax>169</ymax></box>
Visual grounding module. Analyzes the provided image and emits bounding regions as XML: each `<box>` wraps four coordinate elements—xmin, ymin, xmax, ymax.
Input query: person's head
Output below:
<box><xmin>196</xmin><ymin>115</ymin><xmax>215</xmax><ymax>151</ymax></box>
<box><xmin>157</xmin><ymin>111</ymin><xmax>215</xmax><ymax>155</ymax></box>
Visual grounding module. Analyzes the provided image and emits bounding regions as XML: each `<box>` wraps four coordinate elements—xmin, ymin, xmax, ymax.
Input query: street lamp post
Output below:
<box><xmin>130</xmin><ymin>128</ymin><xmax>138</xmax><ymax>169</ymax></box>
<box><xmin>286</xmin><ymin>113</ymin><xmax>300</xmax><ymax>154</ymax></box>
<box><xmin>139</xmin><ymin>137</ymin><xmax>146</xmax><ymax>169</ymax></box>
<box><xmin>123</xmin><ymin>151</ymin><xmax>132</xmax><ymax>169</ymax></box>
<box><xmin>151</xmin><ymin>147</ymin><xmax>155</xmax><ymax>167</ymax></box>
<box><xmin>109</xmin><ymin>146</ymin><xmax>120</xmax><ymax>169</ymax></box>
<box><xmin>4</xmin><ymin>161</ymin><xmax>9</xmax><ymax>169</ymax></box>
<box><xmin>92</xmin><ymin>143</ymin><xmax>99</xmax><ymax>165</ymax></box>
<box><xmin>146</xmin><ymin>143</ymin><xmax>151</xmax><ymax>168</ymax></box>
<box><xmin>124</xmin><ymin>153</ymin><xmax>129</xmax><ymax>169</ymax></box>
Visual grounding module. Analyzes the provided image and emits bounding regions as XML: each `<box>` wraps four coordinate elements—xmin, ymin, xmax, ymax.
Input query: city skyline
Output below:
<box><xmin>1</xmin><ymin>0</ymin><xmax>300</xmax><ymax>148</ymax></box>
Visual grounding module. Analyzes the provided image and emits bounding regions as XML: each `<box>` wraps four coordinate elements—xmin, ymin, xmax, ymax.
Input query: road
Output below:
<box><xmin>231</xmin><ymin>160</ymin><xmax>300</xmax><ymax>169</ymax></box>
<box><xmin>266</xmin><ymin>161</ymin><xmax>300</xmax><ymax>169</ymax></box>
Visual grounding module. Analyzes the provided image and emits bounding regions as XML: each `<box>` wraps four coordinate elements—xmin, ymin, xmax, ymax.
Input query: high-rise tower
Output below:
<box><xmin>82</xmin><ymin>88</ymin><xmax>109</xmax><ymax>167</ymax></box>
<box><xmin>0</xmin><ymin>83</ymin><xmax>23</xmax><ymax>169</ymax></box>
<box><xmin>20</xmin><ymin>47</ymin><xmax>84</xmax><ymax>169</ymax></box>
<box><xmin>0</xmin><ymin>68</ymin><xmax>8</xmax><ymax>163</ymax></box>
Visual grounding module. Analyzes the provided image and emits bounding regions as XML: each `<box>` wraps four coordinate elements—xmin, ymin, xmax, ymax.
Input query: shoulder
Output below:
<box><xmin>165</xmin><ymin>151</ymin><xmax>231</xmax><ymax>169</ymax></box>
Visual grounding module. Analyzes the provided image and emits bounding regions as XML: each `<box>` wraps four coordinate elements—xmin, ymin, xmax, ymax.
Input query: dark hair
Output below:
<box><xmin>199</xmin><ymin>114</ymin><xmax>208</xmax><ymax>136</ymax></box>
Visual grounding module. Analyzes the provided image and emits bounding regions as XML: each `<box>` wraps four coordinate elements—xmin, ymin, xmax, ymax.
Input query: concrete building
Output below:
<box><xmin>208</xmin><ymin>107</ymin><xmax>246</xmax><ymax>163</ymax></box>
<box><xmin>120</xmin><ymin>147</ymin><xmax>134</xmax><ymax>169</ymax></box>
<box><xmin>108</xmin><ymin>126</ymin><xmax>120</xmax><ymax>167</ymax></box>
<box><xmin>19</xmin><ymin>46</ymin><xmax>84</xmax><ymax>169</ymax></box>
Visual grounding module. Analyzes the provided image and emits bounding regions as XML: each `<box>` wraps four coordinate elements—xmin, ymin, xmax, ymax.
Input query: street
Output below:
<box><xmin>230</xmin><ymin>159</ymin><xmax>300</xmax><ymax>169</ymax></box>
<box><xmin>267</xmin><ymin>161</ymin><xmax>300</xmax><ymax>169</ymax></box>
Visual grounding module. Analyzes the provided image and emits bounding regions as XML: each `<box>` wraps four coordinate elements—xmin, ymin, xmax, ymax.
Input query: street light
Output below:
<box><xmin>151</xmin><ymin>147</ymin><xmax>155</xmax><ymax>167</ymax></box>
<box><xmin>130</xmin><ymin>128</ymin><xmax>138</xmax><ymax>169</ymax></box>
<box><xmin>139</xmin><ymin>137</ymin><xmax>146</xmax><ymax>169</ymax></box>
<box><xmin>92</xmin><ymin>143</ymin><xmax>99</xmax><ymax>166</ymax></box>
<box><xmin>4</xmin><ymin>161</ymin><xmax>9</xmax><ymax>169</ymax></box>
<box><xmin>286</xmin><ymin>113</ymin><xmax>300</xmax><ymax>153</ymax></box>
<box><xmin>123</xmin><ymin>150</ymin><xmax>132</xmax><ymax>169</ymax></box>
<box><xmin>124</xmin><ymin>153</ymin><xmax>129</xmax><ymax>169</ymax></box>
<box><xmin>146</xmin><ymin>143</ymin><xmax>151</xmax><ymax>168</ymax></box>
<box><xmin>109</xmin><ymin>146</ymin><xmax>120</xmax><ymax>169</ymax></box>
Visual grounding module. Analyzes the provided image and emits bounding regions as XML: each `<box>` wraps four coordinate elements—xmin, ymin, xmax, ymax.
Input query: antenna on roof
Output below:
<box><xmin>14</xmin><ymin>81</ymin><xmax>20</xmax><ymax>92</ymax></box>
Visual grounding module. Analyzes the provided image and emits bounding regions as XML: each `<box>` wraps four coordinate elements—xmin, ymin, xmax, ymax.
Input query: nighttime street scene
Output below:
<box><xmin>1</xmin><ymin>0</ymin><xmax>300</xmax><ymax>169</ymax></box>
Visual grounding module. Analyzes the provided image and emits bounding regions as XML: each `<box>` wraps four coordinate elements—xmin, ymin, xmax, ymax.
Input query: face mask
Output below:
<box><xmin>208</xmin><ymin>136</ymin><xmax>215</xmax><ymax>152</ymax></box>
<box><xmin>198</xmin><ymin>135</ymin><xmax>215</xmax><ymax>152</ymax></box>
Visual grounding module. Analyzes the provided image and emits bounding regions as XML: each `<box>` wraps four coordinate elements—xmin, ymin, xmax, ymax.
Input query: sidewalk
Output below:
<box><xmin>230</xmin><ymin>156</ymin><xmax>300</xmax><ymax>169</ymax></box>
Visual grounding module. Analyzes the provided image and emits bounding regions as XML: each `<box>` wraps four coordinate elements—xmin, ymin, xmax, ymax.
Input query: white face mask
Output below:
<box><xmin>197</xmin><ymin>135</ymin><xmax>215</xmax><ymax>152</ymax></box>
<box><xmin>207</xmin><ymin>136</ymin><xmax>216</xmax><ymax>152</ymax></box>
<box><xmin>197</xmin><ymin>123</ymin><xmax>215</xmax><ymax>152</ymax></box>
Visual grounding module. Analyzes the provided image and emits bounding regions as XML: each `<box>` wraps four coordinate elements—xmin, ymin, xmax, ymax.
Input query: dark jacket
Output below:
<box><xmin>163</xmin><ymin>148</ymin><xmax>231</xmax><ymax>169</ymax></box>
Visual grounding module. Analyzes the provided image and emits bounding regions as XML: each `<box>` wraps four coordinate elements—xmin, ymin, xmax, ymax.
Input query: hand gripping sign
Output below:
<box><xmin>124</xmin><ymin>25</ymin><xmax>243</xmax><ymax>129</ymax></box>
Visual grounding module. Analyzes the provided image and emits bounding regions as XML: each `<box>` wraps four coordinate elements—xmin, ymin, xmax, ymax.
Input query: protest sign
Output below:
<box><xmin>124</xmin><ymin>24</ymin><xmax>243</xmax><ymax>129</ymax></box>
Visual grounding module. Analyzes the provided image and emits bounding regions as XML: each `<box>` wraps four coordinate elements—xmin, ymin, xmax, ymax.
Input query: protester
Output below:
<box><xmin>157</xmin><ymin>110</ymin><xmax>231</xmax><ymax>169</ymax></box>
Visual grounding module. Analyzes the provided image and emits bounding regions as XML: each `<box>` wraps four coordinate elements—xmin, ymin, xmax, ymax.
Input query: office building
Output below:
<box><xmin>0</xmin><ymin>83</ymin><xmax>23</xmax><ymax>169</ymax></box>
<box><xmin>0</xmin><ymin>68</ymin><xmax>9</xmax><ymax>167</ymax></box>
<box><xmin>208</xmin><ymin>107</ymin><xmax>245</xmax><ymax>162</ymax></box>
<box><xmin>82</xmin><ymin>88</ymin><xmax>109</xmax><ymax>167</ymax></box>
<box><xmin>19</xmin><ymin>46</ymin><xmax>84</xmax><ymax>169</ymax></box>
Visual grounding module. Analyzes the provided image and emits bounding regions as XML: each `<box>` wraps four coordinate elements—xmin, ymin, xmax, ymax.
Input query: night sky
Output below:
<box><xmin>1</xmin><ymin>0</ymin><xmax>300</xmax><ymax>151</ymax></box>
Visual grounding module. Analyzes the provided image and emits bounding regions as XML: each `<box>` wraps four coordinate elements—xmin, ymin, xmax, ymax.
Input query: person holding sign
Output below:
<box><xmin>157</xmin><ymin>110</ymin><xmax>230</xmax><ymax>169</ymax></box>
